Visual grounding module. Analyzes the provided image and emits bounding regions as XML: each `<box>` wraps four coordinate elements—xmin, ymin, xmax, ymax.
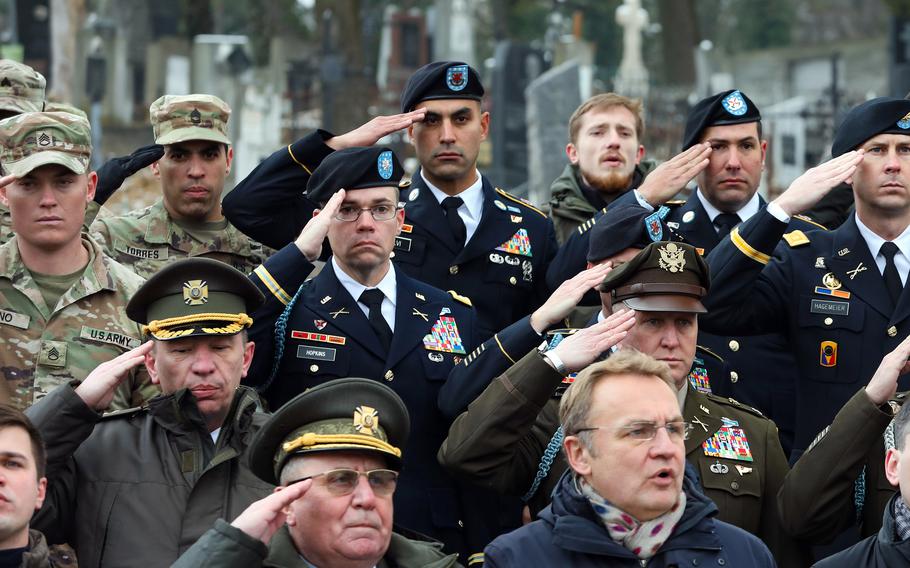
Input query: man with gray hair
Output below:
<box><xmin>483</xmin><ymin>349</ymin><xmax>775</xmax><ymax>566</ymax></box>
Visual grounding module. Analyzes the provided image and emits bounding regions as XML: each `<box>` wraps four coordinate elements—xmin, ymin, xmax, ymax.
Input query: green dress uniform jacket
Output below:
<box><xmin>89</xmin><ymin>199</ymin><xmax>271</xmax><ymax>280</ymax></box>
<box><xmin>26</xmin><ymin>383</ymin><xmax>274</xmax><ymax>568</ymax></box>
<box><xmin>779</xmin><ymin>388</ymin><xmax>900</xmax><ymax>543</ymax></box>
<box><xmin>0</xmin><ymin>237</ymin><xmax>152</xmax><ymax>410</ymax></box>
<box><xmin>439</xmin><ymin>349</ymin><xmax>806</xmax><ymax>567</ymax></box>
<box><xmin>172</xmin><ymin>520</ymin><xmax>463</xmax><ymax>568</ymax></box>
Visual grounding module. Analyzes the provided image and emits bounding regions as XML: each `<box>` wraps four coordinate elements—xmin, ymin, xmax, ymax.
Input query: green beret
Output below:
<box><xmin>248</xmin><ymin>378</ymin><xmax>410</xmax><ymax>485</ymax></box>
<box><xmin>599</xmin><ymin>241</ymin><xmax>709</xmax><ymax>313</ymax></box>
<box><xmin>126</xmin><ymin>258</ymin><xmax>264</xmax><ymax>340</ymax></box>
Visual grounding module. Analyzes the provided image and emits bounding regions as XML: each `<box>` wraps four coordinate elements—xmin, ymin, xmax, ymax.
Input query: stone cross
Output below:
<box><xmin>614</xmin><ymin>0</ymin><xmax>650</xmax><ymax>99</ymax></box>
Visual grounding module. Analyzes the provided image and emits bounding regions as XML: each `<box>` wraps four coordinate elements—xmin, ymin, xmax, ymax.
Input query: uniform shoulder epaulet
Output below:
<box><xmin>695</xmin><ymin>344</ymin><xmax>725</xmax><ymax>364</ymax></box>
<box><xmin>100</xmin><ymin>405</ymin><xmax>147</xmax><ymax>420</ymax></box>
<box><xmin>666</xmin><ymin>199</ymin><xmax>686</xmax><ymax>206</ymax></box>
<box><xmin>447</xmin><ymin>290</ymin><xmax>472</xmax><ymax>306</ymax></box>
<box><xmin>783</xmin><ymin>230</ymin><xmax>810</xmax><ymax>248</ymax></box>
<box><xmin>793</xmin><ymin>214</ymin><xmax>828</xmax><ymax>231</ymax></box>
<box><xmin>705</xmin><ymin>393</ymin><xmax>767</xmax><ymax>419</ymax></box>
<box><xmin>494</xmin><ymin>188</ymin><xmax>547</xmax><ymax>218</ymax></box>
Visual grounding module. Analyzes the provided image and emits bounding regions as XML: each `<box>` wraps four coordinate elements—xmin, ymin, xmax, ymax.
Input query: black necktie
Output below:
<box><xmin>881</xmin><ymin>241</ymin><xmax>903</xmax><ymax>307</ymax></box>
<box><xmin>441</xmin><ymin>196</ymin><xmax>467</xmax><ymax>246</ymax></box>
<box><xmin>713</xmin><ymin>213</ymin><xmax>741</xmax><ymax>239</ymax></box>
<box><xmin>359</xmin><ymin>289</ymin><xmax>393</xmax><ymax>352</ymax></box>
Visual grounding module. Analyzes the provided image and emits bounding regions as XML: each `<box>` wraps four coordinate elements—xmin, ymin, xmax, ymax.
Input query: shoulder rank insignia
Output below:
<box><xmin>447</xmin><ymin>290</ymin><xmax>472</xmax><ymax>306</ymax></box>
<box><xmin>783</xmin><ymin>230</ymin><xmax>810</xmax><ymax>248</ymax></box>
<box><xmin>495</xmin><ymin>188</ymin><xmax>547</xmax><ymax>218</ymax></box>
<box><xmin>702</xmin><ymin>417</ymin><xmax>753</xmax><ymax>462</ymax></box>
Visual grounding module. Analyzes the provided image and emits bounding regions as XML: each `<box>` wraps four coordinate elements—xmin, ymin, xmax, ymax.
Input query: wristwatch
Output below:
<box><xmin>540</xmin><ymin>349</ymin><xmax>568</xmax><ymax>376</ymax></box>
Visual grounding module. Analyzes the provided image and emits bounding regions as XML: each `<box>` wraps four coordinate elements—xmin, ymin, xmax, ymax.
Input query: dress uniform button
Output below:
<box><xmin>309</xmin><ymin>364</ymin><xmax>319</xmax><ymax>373</ymax></box>
<box><xmin>384</xmin><ymin>370</ymin><xmax>394</xmax><ymax>381</ymax></box>
<box><xmin>728</xmin><ymin>340</ymin><xmax>739</xmax><ymax>352</ymax></box>
<box><xmin>509</xmin><ymin>276</ymin><xmax>517</xmax><ymax>285</ymax></box>
<box><xmin>824</xmin><ymin>317</ymin><xmax>833</xmax><ymax>326</ymax></box>
<box><xmin>458</xmin><ymin>520</ymin><xmax>464</xmax><ymax>528</ymax></box>
<box><xmin>390</xmin><ymin>251</ymin><xmax>395</xmax><ymax>258</ymax></box>
<box><xmin>730</xmin><ymin>371</ymin><xmax>739</xmax><ymax>383</ymax></box>
<box><xmin>449</xmin><ymin>265</ymin><xmax>459</xmax><ymax>275</ymax></box>
<box><xmin>730</xmin><ymin>481</ymin><xmax>739</xmax><ymax>491</ymax></box>
<box><xmin>888</xmin><ymin>326</ymin><xmax>898</xmax><ymax>337</ymax></box>
<box><xmin>717</xmin><ymin>559</ymin><xmax>726</xmax><ymax>566</ymax></box>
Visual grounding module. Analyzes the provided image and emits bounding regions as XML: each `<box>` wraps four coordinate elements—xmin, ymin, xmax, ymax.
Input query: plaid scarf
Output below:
<box><xmin>577</xmin><ymin>476</ymin><xmax>686</xmax><ymax>559</ymax></box>
<box><xmin>894</xmin><ymin>497</ymin><xmax>910</xmax><ymax>541</ymax></box>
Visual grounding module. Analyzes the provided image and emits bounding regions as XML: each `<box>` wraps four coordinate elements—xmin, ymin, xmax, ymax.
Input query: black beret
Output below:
<box><xmin>306</xmin><ymin>146</ymin><xmax>405</xmax><ymax>204</ymax></box>
<box><xmin>598</xmin><ymin>242</ymin><xmax>709</xmax><ymax>313</ymax></box>
<box><xmin>400</xmin><ymin>61</ymin><xmax>484</xmax><ymax>113</ymax></box>
<box><xmin>831</xmin><ymin>97</ymin><xmax>910</xmax><ymax>157</ymax></box>
<box><xmin>682</xmin><ymin>90</ymin><xmax>761</xmax><ymax>150</ymax></box>
<box><xmin>248</xmin><ymin>377</ymin><xmax>410</xmax><ymax>485</ymax></box>
<box><xmin>126</xmin><ymin>258</ymin><xmax>264</xmax><ymax>340</ymax></box>
<box><xmin>587</xmin><ymin>204</ymin><xmax>684</xmax><ymax>263</ymax></box>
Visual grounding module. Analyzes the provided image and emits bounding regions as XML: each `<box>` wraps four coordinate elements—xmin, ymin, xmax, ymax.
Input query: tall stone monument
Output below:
<box><xmin>613</xmin><ymin>0</ymin><xmax>650</xmax><ymax>99</ymax></box>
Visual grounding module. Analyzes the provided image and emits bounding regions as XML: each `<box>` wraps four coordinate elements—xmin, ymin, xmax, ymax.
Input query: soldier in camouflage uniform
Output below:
<box><xmin>0</xmin><ymin>60</ymin><xmax>46</xmax><ymax>246</ymax></box>
<box><xmin>0</xmin><ymin>111</ymin><xmax>153</xmax><ymax>410</ymax></box>
<box><xmin>89</xmin><ymin>94</ymin><xmax>272</xmax><ymax>279</ymax></box>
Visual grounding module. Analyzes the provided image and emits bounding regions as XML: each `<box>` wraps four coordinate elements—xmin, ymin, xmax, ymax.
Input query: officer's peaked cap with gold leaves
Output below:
<box><xmin>126</xmin><ymin>258</ymin><xmax>264</xmax><ymax>340</ymax></box>
<box><xmin>249</xmin><ymin>377</ymin><xmax>410</xmax><ymax>485</ymax></box>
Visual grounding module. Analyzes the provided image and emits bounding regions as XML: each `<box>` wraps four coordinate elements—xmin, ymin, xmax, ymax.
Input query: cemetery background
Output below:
<box><xmin>0</xmin><ymin>0</ymin><xmax>906</xmax><ymax>213</ymax></box>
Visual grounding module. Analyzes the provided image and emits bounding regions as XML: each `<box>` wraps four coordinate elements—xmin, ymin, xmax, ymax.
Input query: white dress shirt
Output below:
<box><xmin>855</xmin><ymin>214</ymin><xmax>910</xmax><ymax>286</ymax></box>
<box><xmin>422</xmin><ymin>170</ymin><xmax>484</xmax><ymax>242</ymax></box>
<box><xmin>332</xmin><ymin>257</ymin><xmax>398</xmax><ymax>331</ymax></box>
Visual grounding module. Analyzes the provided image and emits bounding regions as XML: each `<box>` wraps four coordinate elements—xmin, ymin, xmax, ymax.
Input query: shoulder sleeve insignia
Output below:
<box><xmin>447</xmin><ymin>290</ymin><xmax>473</xmax><ymax>306</ymax></box>
<box><xmin>495</xmin><ymin>188</ymin><xmax>547</xmax><ymax>218</ymax></box>
<box><xmin>794</xmin><ymin>214</ymin><xmax>828</xmax><ymax>231</ymax></box>
<box><xmin>783</xmin><ymin>230</ymin><xmax>810</xmax><ymax>248</ymax></box>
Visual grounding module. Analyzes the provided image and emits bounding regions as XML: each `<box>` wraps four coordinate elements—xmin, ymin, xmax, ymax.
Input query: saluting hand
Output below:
<box><xmin>231</xmin><ymin>480</ymin><xmax>310</xmax><ymax>545</ymax></box>
<box><xmin>530</xmin><ymin>263</ymin><xmax>613</xmax><ymax>333</ymax></box>
<box><xmin>772</xmin><ymin>150</ymin><xmax>864</xmax><ymax>216</ymax></box>
<box><xmin>552</xmin><ymin>308</ymin><xmax>636</xmax><ymax>373</ymax></box>
<box><xmin>636</xmin><ymin>143</ymin><xmax>712</xmax><ymax>207</ymax></box>
<box><xmin>865</xmin><ymin>333</ymin><xmax>910</xmax><ymax>406</ymax></box>
<box><xmin>75</xmin><ymin>340</ymin><xmax>154</xmax><ymax>411</ymax></box>
<box><xmin>295</xmin><ymin>190</ymin><xmax>345</xmax><ymax>261</ymax></box>
<box><xmin>327</xmin><ymin>109</ymin><xmax>428</xmax><ymax>150</ymax></box>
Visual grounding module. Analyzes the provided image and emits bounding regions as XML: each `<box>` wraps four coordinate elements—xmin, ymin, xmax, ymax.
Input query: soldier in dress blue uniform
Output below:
<box><xmin>543</xmin><ymin>90</ymin><xmax>825</xmax><ymax>456</ymax></box>
<box><xmin>699</xmin><ymin>96</ymin><xmax>910</xmax><ymax>458</ymax></box>
<box><xmin>224</xmin><ymin>61</ymin><xmax>558</xmax><ymax>341</ymax></box>
<box><xmin>246</xmin><ymin>146</ymin><xmax>505</xmax><ymax>565</ymax></box>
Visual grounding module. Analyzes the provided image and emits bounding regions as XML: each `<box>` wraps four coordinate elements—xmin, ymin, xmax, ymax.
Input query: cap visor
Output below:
<box><xmin>622</xmin><ymin>295</ymin><xmax>706</xmax><ymax>313</ymax></box>
<box><xmin>5</xmin><ymin>152</ymin><xmax>87</xmax><ymax>177</ymax></box>
<box><xmin>156</xmin><ymin>127</ymin><xmax>230</xmax><ymax>146</ymax></box>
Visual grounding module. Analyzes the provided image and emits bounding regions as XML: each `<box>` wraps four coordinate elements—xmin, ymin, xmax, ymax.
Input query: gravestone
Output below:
<box><xmin>613</xmin><ymin>0</ymin><xmax>650</xmax><ymax>99</ymax></box>
<box><xmin>489</xmin><ymin>41</ymin><xmax>546</xmax><ymax>191</ymax></box>
<box><xmin>525</xmin><ymin>59</ymin><xmax>589</xmax><ymax>206</ymax></box>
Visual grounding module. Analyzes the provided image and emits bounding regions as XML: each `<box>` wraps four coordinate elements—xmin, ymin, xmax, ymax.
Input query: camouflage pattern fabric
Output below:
<box><xmin>0</xmin><ymin>59</ymin><xmax>45</xmax><ymax>114</ymax></box>
<box><xmin>89</xmin><ymin>198</ymin><xmax>273</xmax><ymax>279</ymax></box>
<box><xmin>0</xmin><ymin>237</ymin><xmax>156</xmax><ymax>410</ymax></box>
<box><xmin>149</xmin><ymin>93</ymin><xmax>231</xmax><ymax>145</ymax></box>
<box><xmin>0</xmin><ymin>110</ymin><xmax>91</xmax><ymax>177</ymax></box>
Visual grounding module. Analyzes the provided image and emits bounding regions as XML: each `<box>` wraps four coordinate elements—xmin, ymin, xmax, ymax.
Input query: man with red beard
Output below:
<box><xmin>547</xmin><ymin>93</ymin><xmax>655</xmax><ymax>244</ymax></box>
<box><xmin>89</xmin><ymin>94</ymin><xmax>272</xmax><ymax>279</ymax></box>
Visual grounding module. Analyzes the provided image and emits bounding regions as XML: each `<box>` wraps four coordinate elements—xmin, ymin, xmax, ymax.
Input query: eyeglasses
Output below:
<box><xmin>335</xmin><ymin>204</ymin><xmax>401</xmax><ymax>222</ymax></box>
<box><xmin>576</xmin><ymin>420</ymin><xmax>693</xmax><ymax>443</ymax></box>
<box><xmin>286</xmin><ymin>468</ymin><xmax>399</xmax><ymax>496</ymax></box>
